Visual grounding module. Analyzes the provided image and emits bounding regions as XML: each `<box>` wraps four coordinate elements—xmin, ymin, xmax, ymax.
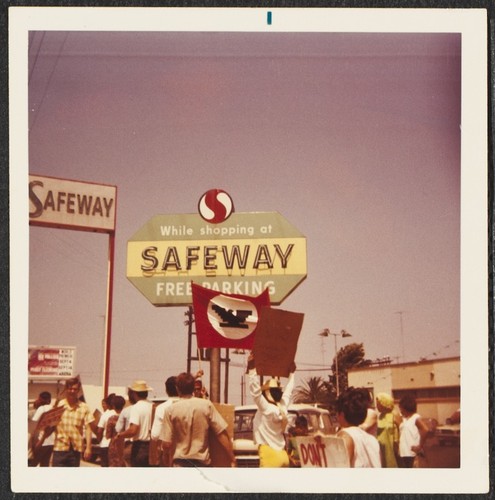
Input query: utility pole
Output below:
<box><xmin>395</xmin><ymin>311</ymin><xmax>405</xmax><ymax>363</ymax></box>
<box><xmin>318</xmin><ymin>328</ymin><xmax>352</xmax><ymax>398</ymax></box>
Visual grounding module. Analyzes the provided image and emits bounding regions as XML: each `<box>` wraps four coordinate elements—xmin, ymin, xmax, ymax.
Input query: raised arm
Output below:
<box><xmin>247</xmin><ymin>358</ymin><xmax>269</xmax><ymax>412</ymax></box>
<box><xmin>411</xmin><ymin>417</ymin><xmax>431</xmax><ymax>454</ymax></box>
<box><xmin>281</xmin><ymin>362</ymin><xmax>296</xmax><ymax>406</ymax></box>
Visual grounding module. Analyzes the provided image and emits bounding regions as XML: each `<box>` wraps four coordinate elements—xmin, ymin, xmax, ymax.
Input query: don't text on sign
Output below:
<box><xmin>127</xmin><ymin>212</ymin><xmax>307</xmax><ymax>306</ymax></box>
<box><xmin>296</xmin><ymin>435</ymin><xmax>350</xmax><ymax>468</ymax></box>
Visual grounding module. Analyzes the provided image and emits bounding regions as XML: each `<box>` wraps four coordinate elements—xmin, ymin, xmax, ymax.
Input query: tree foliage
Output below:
<box><xmin>294</xmin><ymin>343</ymin><xmax>370</xmax><ymax>410</ymax></box>
<box><xmin>293</xmin><ymin>376</ymin><xmax>331</xmax><ymax>407</ymax></box>
<box><xmin>329</xmin><ymin>342</ymin><xmax>368</xmax><ymax>396</ymax></box>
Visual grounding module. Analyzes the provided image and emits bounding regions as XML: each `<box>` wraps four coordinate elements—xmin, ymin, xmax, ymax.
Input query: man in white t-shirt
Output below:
<box><xmin>115</xmin><ymin>380</ymin><xmax>153</xmax><ymax>467</ymax></box>
<box><xmin>31</xmin><ymin>391</ymin><xmax>55</xmax><ymax>467</ymax></box>
<box><xmin>115</xmin><ymin>390</ymin><xmax>137</xmax><ymax>466</ymax></box>
<box><xmin>336</xmin><ymin>387</ymin><xmax>381</xmax><ymax>468</ymax></box>
<box><xmin>96</xmin><ymin>393</ymin><xmax>116</xmax><ymax>467</ymax></box>
<box><xmin>150</xmin><ymin>376</ymin><xmax>179</xmax><ymax>466</ymax></box>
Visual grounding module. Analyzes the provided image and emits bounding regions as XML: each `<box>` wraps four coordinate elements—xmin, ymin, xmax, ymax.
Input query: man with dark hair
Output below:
<box><xmin>150</xmin><ymin>376</ymin><xmax>179</xmax><ymax>466</ymax></box>
<box><xmin>287</xmin><ymin>415</ymin><xmax>309</xmax><ymax>468</ymax></box>
<box><xmin>30</xmin><ymin>391</ymin><xmax>54</xmax><ymax>466</ymax></box>
<box><xmin>115</xmin><ymin>380</ymin><xmax>153</xmax><ymax>467</ymax></box>
<box><xmin>52</xmin><ymin>377</ymin><xmax>95</xmax><ymax>467</ymax></box>
<box><xmin>161</xmin><ymin>372</ymin><xmax>236</xmax><ymax>467</ymax></box>
<box><xmin>105</xmin><ymin>395</ymin><xmax>126</xmax><ymax>467</ymax></box>
<box><xmin>398</xmin><ymin>394</ymin><xmax>430</xmax><ymax>467</ymax></box>
<box><xmin>96</xmin><ymin>393</ymin><xmax>116</xmax><ymax>467</ymax></box>
<box><xmin>115</xmin><ymin>388</ymin><xmax>137</xmax><ymax>466</ymax></box>
<box><xmin>336</xmin><ymin>387</ymin><xmax>381</xmax><ymax>467</ymax></box>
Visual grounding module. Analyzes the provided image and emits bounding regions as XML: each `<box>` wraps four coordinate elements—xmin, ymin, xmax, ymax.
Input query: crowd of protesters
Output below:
<box><xmin>28</xmin><ymin>370</ymin><xmax>235</xmax><ymax>468</ymax></box>
<box><xmin>29</xmin><ymin>366</ymin><xmax>433</xmax><ymax>468</ymax></box>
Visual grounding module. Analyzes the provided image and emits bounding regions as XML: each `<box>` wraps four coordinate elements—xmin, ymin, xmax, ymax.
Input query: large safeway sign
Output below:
<box><xmin>127</xmin><ymin>212</ymin><xmax>307</xmax><ymax>306</ymax></box>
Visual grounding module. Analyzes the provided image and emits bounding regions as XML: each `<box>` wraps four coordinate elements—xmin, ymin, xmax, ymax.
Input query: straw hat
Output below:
<box><xmin>261</xmin><ymin>378</ymin><xmax>283</xmax><ymax>404</ymax></box>
<box><xmin>261</xmin><ymin>378</ymin><xmax>281</xmax><ymax>392</ymax></box>
<box><xmin>128</xmin><ymin>380</ymin><xmax>153</xmax><ymax>392</ymax></box>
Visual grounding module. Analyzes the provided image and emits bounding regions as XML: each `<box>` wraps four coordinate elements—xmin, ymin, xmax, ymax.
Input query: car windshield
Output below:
<box><xmin>234</xmin><ymin>411</ymin><xmax>256</xmax><ymax>440</ymax></box>
<box><xmin>234</xmin><ymin>408</ymin><xmax>334</xmax><ymax>440</ymax></box>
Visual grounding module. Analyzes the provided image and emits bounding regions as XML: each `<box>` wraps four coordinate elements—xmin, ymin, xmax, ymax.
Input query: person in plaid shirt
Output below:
<box><xmin>52</xmin><ymin>377</ymin><xmax>95</xmax><ymax>467</ymax></box>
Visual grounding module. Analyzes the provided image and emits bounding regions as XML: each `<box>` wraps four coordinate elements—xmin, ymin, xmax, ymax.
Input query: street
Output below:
<box><xmin>423</xmin><ymin>437</ymin><xmax>460</xmax><ymax>468</ymax></box>
<box><xmin>81</xmin><ymin>438</ymin><xmax>460</xmax><ymax>469</ymax></box>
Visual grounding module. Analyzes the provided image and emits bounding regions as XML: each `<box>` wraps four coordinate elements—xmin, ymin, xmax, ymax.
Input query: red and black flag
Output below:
<box><xmin>191</xmin><ymin>282</ymin><xmax>270</xmax><ymax>349</ymax></box>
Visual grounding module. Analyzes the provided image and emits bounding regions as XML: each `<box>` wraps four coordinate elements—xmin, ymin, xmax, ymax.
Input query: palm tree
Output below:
<box><xmin>293</xmin><ymin>376</ymin><xmax>331</xmax><ymax>407</ymax></box>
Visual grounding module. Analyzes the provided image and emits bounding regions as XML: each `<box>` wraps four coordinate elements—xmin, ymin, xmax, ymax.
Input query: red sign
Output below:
<box><xmin>192</xmin><ymin>282</ymin><xmax>270</xmax><ymax>349</ymax></box>
<box><xmin>28</xmin><ymin>346</ymin><xmax>76</xmax><ymax>378</ymax></box>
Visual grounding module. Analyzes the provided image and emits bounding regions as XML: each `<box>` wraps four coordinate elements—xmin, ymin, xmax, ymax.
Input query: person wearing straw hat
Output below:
<box><xmin>115</xmin><ymin>380</ymin><xmax>154</xmax><ymax>467</ymax></box>
<box><xmin>247</xmin><ymin>353</ymin><xmax>296</xmax><ymax>468</ymax></box>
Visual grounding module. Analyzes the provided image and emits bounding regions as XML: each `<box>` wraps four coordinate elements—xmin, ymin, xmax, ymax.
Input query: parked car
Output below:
<box><xmin>435</xmin><ymin>409</ymin><xmax>460</xmax><ymax>446</ymax></box>
<box><xmin>233</xmin><ymin>404</ymin><xmax>338</xmax><ymax>467</ymax></box>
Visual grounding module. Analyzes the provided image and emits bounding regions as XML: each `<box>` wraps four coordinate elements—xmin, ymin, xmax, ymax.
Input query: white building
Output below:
<box><xmin>347</xmin><ymin>356</ymin><xmax>460</xmax><ymax>423</ymax></box>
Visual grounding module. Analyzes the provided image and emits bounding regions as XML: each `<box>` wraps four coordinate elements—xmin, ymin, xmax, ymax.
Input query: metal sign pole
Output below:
<box><xmin>102</xmin><ymin>231</ymin><xmax>116</xmax><ymax>397</ymax></box>
<box><xmin>210</xmin><ymin>348</ymin><xmax>221</xmax><ymax>403</ymax></box>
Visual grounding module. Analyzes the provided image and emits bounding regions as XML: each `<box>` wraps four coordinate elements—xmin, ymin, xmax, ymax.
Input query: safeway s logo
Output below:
<box><xmin>198</xmin><ymin>189</ymin><xmax>234</xmax><ymax>224</ymax></box>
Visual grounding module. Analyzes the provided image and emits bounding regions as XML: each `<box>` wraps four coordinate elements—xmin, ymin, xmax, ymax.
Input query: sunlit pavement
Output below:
<box><xmin>81</xmin><ymin>460</ymin><xmax>98</xmax><ymax>467</ymax></box>
<box><xmin>79</xmin><ymin>439</ymin><xmax>459</xmax><ymax>468</ymax></box>
<box><xmin>424</xmin><ymin>439</ymin><xmax>460</xmax><ymax>468</ymax></box>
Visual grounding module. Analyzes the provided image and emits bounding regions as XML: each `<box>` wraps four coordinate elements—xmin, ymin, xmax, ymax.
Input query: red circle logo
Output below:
<box><xmin>198</xmin><ymin>189</ymin><xmax>234</xmax><ymax>224</ymax></box>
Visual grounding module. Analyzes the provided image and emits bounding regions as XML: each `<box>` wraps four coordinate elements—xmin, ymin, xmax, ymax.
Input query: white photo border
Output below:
<box><xmin>9</xmin><ymin>6</ymin><xmax>489</xmax><ymax>494</ymax></box>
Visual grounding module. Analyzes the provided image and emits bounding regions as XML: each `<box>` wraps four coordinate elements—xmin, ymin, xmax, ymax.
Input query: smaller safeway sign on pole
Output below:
<box><xmin>29</xmin><ymin>174</ymin><xmax>117</xmax><ymax>233</ymax></box>
<box><xmin>29</xmin><ymin>174</ymin><xmax>117</xmax><ymax>397</ymax></box>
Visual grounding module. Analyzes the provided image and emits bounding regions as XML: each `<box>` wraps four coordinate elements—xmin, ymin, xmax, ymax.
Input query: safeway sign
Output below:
<box><xmin>127</xmin><ymin>212</ymin><xmax>307</xmax><ymax>306</ymax></box>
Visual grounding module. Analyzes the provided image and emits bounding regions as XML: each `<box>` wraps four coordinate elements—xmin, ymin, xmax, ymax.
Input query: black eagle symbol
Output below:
<box><xmin>211</xmin><ymin>304</ymin><xmax>252</xmax><ymax>329</ymax></box>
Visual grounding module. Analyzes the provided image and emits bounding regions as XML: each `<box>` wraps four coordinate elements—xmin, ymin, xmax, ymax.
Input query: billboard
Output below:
<box><xmin>127</xmin><ymin>211</ymin><xmax>307</xmax><ymax>305</ymax></box>
<box><xmin>28</xmin><ymin>346</ymin><xmax>76</xmax><ymax>379</ymax></box>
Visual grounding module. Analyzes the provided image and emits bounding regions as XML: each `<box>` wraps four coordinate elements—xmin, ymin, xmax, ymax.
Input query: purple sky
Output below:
<box><xmin>28</xmin><ymin>31</ymin><xmax>461</xmax><ymax>402</ymax></box>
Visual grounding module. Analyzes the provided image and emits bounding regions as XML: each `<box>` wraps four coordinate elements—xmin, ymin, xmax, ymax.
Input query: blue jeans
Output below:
<box><xmin>52</xmin><ymin>448</ymin><xmax>81</xmax><ymax>467</ymax></box>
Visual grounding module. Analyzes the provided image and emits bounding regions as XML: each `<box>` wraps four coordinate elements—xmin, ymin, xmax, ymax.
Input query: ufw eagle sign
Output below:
<box><xmin>127</xmin><ymin>211</ymin><xmax>307</xmax><ymax>306</ymax></box>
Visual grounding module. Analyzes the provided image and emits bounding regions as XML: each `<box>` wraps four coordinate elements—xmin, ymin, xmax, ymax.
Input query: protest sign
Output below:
<box><xmin>296</xmin><ymin>435</ymin><xmax>350</xmax><ymax>468</ymax></box>
<box><xmin>192</xmin><ymin>283</ymin><xmax>270</xmax><ymax>349</ymax></box>
<box><xmin>253</xmin><ymin>307</ymin><xmax>304</xmax><ymax>377</ymax></box>
<box><xmin>209</xmin><ymin>403</ymin><xmax>235</xmax><ymax>467</ymax></box>
<box><xmin>35</xmin><ymin>405</ymin><xmax>65</xmax><ymax>430</ymax></box>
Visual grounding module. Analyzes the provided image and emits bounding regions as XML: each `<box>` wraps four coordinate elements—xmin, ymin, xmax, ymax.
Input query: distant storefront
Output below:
<box><xmin>347</xmin><ymin>356</ymin><xmax>460</xmax><ymax>423</ymax></box>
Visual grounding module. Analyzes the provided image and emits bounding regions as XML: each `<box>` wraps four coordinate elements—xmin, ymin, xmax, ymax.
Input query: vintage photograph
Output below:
<box><xmin>9</xmin><ymin>6</ymin><xmax>488</xmax><ymax>494</ymax></box>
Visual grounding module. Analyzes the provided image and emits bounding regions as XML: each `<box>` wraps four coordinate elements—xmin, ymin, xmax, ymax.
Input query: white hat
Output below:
<box><xmin>128</xmin><ymin>380</ymin><xmax>153</xmax><ymax>392</ymax></box>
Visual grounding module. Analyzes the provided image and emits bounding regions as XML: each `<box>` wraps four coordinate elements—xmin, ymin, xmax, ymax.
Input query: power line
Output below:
<box><xmin>30</xmin><ymin>32</ymin><xmax>69</xmax><ymax>133</ymax></box>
